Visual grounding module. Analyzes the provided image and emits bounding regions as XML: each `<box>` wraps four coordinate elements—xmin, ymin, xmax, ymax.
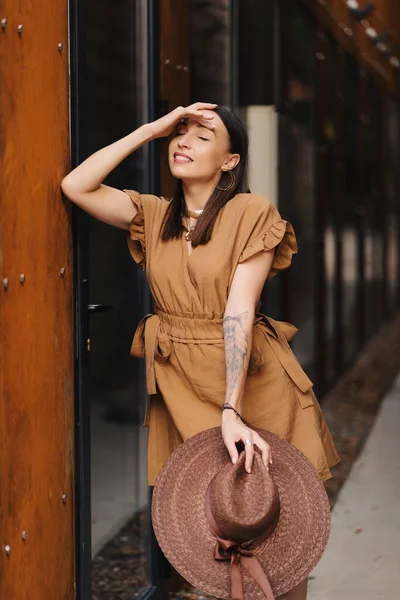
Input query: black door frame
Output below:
<box><xmin>69</xmin><ymin>0</ymin><xmax>161</xmax><ymax>598</ymax></box>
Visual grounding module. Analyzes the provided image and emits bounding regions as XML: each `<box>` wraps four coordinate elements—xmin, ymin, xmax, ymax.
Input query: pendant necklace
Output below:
<box><xmin>185</xmin><ymin>227</ymin><xmax>194</xmax><ymax>242</ymax></box>
<box><xmin>183</xmin><ymin>208</ymin><xmax>203</xmax><ymax>241</ymax></box>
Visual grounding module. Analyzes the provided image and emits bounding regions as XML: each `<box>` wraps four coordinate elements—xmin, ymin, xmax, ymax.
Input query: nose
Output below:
<box><xmin>177</xmin><ymin>133</ymin><xmax>191</xmax><ymax>149</ymax></box>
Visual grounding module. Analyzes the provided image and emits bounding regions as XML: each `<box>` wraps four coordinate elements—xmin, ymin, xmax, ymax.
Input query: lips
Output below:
<box><xmin>174</xmin><ymin>152</ymin><xmax>193</xmax><ymax>164</ymax></box>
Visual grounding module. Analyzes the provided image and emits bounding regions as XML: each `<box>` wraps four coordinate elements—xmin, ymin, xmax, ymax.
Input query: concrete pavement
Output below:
<box><xmin>308</xmin><ymin>372</ymin><xmax>400</xmax><ymax>599</ymax></box>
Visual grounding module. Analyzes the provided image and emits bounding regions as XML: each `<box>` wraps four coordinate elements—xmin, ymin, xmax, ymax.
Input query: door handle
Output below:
<box><xmin>87</xmin><ymin>304</ymin><xmax>114</xmax><ymax>313</ymax></box>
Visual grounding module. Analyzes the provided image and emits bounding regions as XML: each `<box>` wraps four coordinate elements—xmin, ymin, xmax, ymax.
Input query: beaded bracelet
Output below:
<box><xmin>221</xmin><ymin>403</ymin><xmax>248</xmax><ymax>426</ymax></box>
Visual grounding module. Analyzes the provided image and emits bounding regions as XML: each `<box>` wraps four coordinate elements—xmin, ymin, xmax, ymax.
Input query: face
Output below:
<box><xmin>168</xmin><ymin>112</ymin><xmax>240</xmax><ymax>184</ymax></box>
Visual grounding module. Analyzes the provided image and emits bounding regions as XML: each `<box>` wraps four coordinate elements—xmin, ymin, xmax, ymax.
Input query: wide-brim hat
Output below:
<box><xmin>152</xmin><ymin>427</ymin><xmax>331</xmax><ymax>599</ymax></box>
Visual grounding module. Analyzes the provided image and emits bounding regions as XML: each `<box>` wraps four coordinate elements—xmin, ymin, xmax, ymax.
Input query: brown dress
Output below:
<box><xmin>124</xmin><ymin>189</ymin><xmax>341</xmax><ymax>486</ymax></box>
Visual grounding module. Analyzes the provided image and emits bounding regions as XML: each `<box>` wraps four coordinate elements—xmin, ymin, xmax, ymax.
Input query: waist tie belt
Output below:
<box><xmin>252</xmin><ymin>314</ymin><xmax>313</xmax><ymax>395</ymax></box>
<box><xmin>130</xmin><ymin>311</ymin><xmax>314</xmax><ymax>426</ymax></box>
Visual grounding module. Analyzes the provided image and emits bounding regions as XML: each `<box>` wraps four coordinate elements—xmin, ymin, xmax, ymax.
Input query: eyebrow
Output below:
<box><xmin>178</xmin><ymin>119</ymin><xmax>216</xmax><ymax>135</ymax></box>
<box><xmin>197</xmin><ymin>123</ymin><xmax>215</xmax><ymax>135</ymax></box>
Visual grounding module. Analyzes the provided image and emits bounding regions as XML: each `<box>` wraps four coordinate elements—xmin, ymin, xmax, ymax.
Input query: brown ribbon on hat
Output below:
<box><xmin>205</xmin><ymin>484</ymin><xmax>278</xmax><ymax>600</ymax></box>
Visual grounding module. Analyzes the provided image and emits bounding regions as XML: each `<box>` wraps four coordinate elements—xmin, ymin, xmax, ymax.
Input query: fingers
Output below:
<box><xmin>222</xmin><ymin>421</ymin><xmax>272</xmax><ymax>474</ymax></box>
<box><xmin>189</xmin><ymin>108</ymin><xmax>216</xmax><ymax>129</ymax></box>
<box><xmin>243</xmin><ymin>430</ymin><xmax>254</xmax><ymax>474</ymax></box>
<box><xmin>225</xmin><ymin>439</ymin><xmax>239</xmax><ymax>465</ymax></box>
<box><xmin>243</xmin><ymin>431</ymin><xmax>272</xmax><ymax>474</ymax></box>
<box><xmin>193</xmin><ymin>102</ymin><xmax>218</xmax><ymax>111</ymax></box>
<box><xmin>252</xmin><ymin>432</ymin><xmax>273</xmax><ymax>470</ymax></box>
<box><xmin>176</xmin><ymin>103</ymin><xmax>218</xmax><ymax>130</ymax></box>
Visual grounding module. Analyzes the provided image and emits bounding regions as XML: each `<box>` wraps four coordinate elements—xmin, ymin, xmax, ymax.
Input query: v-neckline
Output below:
<box><xmin>183</xmin><ymin>205</ymin><xmax>226</xmax><ymax>260</ymax></box>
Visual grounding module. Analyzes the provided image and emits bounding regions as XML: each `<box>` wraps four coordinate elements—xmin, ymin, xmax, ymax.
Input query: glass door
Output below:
<box><xmin>70</xmin><ymin>1</ymin><xmax>160</xmax><ymax>598</ymax></box>
<box><xmin>278</xmin><ymin>0</ymin><xmax>317</xmax><ymax>377</ymax></box>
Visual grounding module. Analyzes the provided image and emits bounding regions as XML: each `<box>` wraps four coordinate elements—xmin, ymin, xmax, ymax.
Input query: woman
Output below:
<box><xmin>62</xmin><ymin>102</ymin><xmax>340</xmax><ymax>599</ymax></box>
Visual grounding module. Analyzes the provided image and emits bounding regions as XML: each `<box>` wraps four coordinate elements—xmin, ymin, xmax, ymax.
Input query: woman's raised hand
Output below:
<box><xmin>148</xmin><ymin>102</ymin><xmax>217</xmax><ymax>139</ymax></box>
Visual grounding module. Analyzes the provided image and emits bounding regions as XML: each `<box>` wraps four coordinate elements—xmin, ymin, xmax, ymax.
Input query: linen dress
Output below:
<box><xmin>124</xmin><ymin>189</ymin><xmax>341</xmax><ymax>486</ymax></box>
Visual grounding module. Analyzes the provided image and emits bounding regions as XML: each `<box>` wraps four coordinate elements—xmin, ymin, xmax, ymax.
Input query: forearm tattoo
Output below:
<box><xmin>223</xmin><ymin>311</ymin><xmax>249</xmax><ymax>400</ymax></box>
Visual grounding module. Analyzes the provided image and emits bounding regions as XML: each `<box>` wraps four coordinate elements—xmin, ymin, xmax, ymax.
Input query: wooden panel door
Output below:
<box><xmin>0</xmin><ymin>1</ymin><xmax>75</xmax><ymax>599</ymax></box>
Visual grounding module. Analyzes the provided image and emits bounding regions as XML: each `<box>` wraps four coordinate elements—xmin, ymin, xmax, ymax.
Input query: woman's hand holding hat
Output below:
<box><xmin>221</xmin><ymin>408</ymin><xmax>272</xmax><ymax>473</ymax></box>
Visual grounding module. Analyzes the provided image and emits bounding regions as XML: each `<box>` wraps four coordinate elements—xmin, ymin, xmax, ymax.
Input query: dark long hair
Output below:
<box><xmin>161</xmin><ymin>106</ymin><xmax>249</xmax><ymax>247</ymax></box>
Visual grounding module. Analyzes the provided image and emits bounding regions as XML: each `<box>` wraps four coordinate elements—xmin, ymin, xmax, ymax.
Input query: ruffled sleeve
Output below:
<box><xmin>123</xmin><ymin>189</ymin><xmax>168</xmax><ymax>270</ymax></box>
<box><xmin>123</xmin><ymin>189</ymin><xmax>146</xmax><ymax>267</ymax></box>
<box><xmin>237</xmin><ymin>195</ymin><xmax>298</xmax><ymax>278</ymax></box>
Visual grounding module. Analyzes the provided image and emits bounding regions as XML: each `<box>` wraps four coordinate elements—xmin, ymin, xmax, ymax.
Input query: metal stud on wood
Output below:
<box><xmin>1</xmin><ymin>18</ymin><xmax>7</xmax><ymax>30</ymax></box>
<box><xmin>17</xmin><ymin>24</ymin><xmax>23</xmax><ymax>35</ymax></box>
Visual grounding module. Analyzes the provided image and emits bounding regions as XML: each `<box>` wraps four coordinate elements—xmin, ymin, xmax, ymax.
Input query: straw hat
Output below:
<box><xmin>152</xmin><ymin>426</ymin><xmax>331</xmax><ymax>599</ymax></box>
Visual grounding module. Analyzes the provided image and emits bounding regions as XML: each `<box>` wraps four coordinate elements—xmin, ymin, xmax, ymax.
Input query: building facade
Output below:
<box><xmin>0</xmin><ymin>1</ymin><xmax>399</xmax><ymax>598</ymax></box>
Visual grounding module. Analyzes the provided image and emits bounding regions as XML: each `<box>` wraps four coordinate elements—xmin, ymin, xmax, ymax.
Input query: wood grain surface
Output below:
<box><xmin>0</xmin><ymin>0</ymin><xmax>75</xmax><ymax>598</ymax></box>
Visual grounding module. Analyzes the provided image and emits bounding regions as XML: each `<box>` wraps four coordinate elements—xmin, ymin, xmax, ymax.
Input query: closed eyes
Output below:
<box><xmin>175</xmin><ymin>130</ymin><xmax>210</xmax><ymax>141</ymax></box>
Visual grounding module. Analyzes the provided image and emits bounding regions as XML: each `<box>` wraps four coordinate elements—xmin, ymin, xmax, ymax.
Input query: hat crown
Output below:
<box><xmin>208</xmin><ymin>450</ymin><xmax>280</xmax><ymax>544</ymax></box>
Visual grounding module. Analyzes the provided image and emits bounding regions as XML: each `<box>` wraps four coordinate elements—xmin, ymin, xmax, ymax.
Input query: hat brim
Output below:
<box><xmin>152</xmin><ymin>427</ymin><xmax>330</xmax><ymax>598</ymax></box>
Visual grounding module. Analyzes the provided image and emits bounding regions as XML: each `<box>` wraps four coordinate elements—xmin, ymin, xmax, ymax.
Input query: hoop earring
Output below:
<box><xmin>216</xmin><ymin>170</ymin><xmax>235</xmax><ymax>191</ymax></box>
